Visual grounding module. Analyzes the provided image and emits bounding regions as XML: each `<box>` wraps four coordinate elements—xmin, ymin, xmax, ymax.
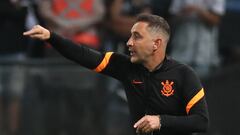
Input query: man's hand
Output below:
<box><xmin>134</xmin><ymin>115</ymin><xmax>161</xmax><ymax>134</ymax></box>
<box><xmin>23</xmin><ymin>25</ymin><xmax>50</xmax><ymax>40</ymax></box>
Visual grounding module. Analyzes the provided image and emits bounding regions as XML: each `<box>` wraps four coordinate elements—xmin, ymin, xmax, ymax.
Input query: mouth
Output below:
<box><xmin>130</xmin><ymin>52</ymin><xmax>135</xmax><ymax>56</ymax></box>
<box><xmin>129</xmin><ymin>49</ymin><xmax>136</xmax><ymax>56</ymax></box>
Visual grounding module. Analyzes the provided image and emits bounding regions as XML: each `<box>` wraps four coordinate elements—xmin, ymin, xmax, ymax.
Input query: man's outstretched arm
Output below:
<box><xmin>23</xmin><ymin>25</ymin><xmax>103</xmax><ymax>69</ymax></box>
<box><xmin>23</xmin><ymin>25</ymin><xmax>130</xmax><ymax>81</ymax></box>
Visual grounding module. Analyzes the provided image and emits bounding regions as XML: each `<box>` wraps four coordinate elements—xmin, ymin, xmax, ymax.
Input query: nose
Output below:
<box><xmin>127</xmin><ymin>37</ymin><xmax>133</xmax><ymax>47</ymax></box>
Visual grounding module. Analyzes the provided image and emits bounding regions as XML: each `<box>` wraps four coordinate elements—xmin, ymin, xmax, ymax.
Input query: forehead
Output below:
<box><xmin>131</xmin><ymin>22</ymin><xmax>149</xmax><ymax>33</ymax></box>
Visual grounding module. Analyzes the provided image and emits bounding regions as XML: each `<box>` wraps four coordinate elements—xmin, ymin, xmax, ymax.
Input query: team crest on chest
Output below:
<box><xmin>161</xmin><ymin>80</ymin><xmax>174</xmax><ymax>97</ymax></box>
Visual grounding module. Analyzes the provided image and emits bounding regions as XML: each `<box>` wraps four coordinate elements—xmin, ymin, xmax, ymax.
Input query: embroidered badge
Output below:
<box><xmin>161</xmin><ymin>80</ymin><xmax>174</xmax><ymax>97</ymax></box>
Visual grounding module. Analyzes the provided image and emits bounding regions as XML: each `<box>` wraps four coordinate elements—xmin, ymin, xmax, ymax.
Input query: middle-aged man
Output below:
<box><xmin>23</xmin><ymin>14</ymin><xmax>209</xmax><ymax>135</ymax></box>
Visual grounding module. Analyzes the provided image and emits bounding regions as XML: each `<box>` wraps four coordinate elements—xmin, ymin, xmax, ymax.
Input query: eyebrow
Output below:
<box><xmin>132</xmin><ymin>31</ymin><xmax>141</xmax><ymax>37</ymax></box>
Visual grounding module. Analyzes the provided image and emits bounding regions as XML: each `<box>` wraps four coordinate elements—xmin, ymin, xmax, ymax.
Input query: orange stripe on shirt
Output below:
<box><xmin>94</xmin><ymin>52</ymin><xmax>113</xmax><ymax>72</ymax></box>
<box><xmin>186</xmin><ymin>88</ymin><xmax>205</xmax><ymax>114</ymax></box>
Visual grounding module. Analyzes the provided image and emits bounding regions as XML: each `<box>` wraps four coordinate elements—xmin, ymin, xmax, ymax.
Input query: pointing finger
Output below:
<box><xmin>23</xmin><ymin>25</ymin><xmax>42</xmax><ymax>36</ymax></box>
<box><xmin>29</xmin><ymin>34</ymin><xmax>43</xmax><ymax>39</ymax></box>
<box><xmin>23</xmin><ymin>28</ymin><xmax>40</xmax><ymax>36</ymax></box>
<box><xmin>134</xmin><ymin>117</ymin><xmax>145</xmax><ymax>128</ymax></box>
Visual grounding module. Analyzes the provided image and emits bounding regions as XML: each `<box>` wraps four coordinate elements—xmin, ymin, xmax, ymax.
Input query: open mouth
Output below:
<box><xmin>130</xmin><ymin>52</ymin><xmax>135</xmax><ymax>56</ymax></box>
<box><xmin>129</xmin><ymin>50</ymin><xmax>136</xmax><ymax>56</ymax></box>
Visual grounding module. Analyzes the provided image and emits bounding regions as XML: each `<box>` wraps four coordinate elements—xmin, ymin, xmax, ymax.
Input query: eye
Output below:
<box><xmin>133</xmin><ymin>33</ymin><xmax>142</xmax><ymax>40</ymax></box>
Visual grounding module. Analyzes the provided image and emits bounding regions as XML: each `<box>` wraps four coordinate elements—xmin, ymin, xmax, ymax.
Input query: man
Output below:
<box><xmin>23</xmin><ymin>14</ymin><xmax>209</xmax><ymax>135</ymax></box>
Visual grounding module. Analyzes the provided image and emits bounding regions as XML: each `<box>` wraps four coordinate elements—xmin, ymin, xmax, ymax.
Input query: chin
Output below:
<box><xmin>130</xmin><ymin>57</ymin><xmax>141</xmax><ymax>64</ymax></box>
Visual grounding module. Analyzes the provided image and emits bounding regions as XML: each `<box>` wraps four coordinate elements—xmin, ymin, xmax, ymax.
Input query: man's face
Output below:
<box><xmin>127</xmin><ymin>22</ymin><xmax>155</xmax><ymax>63</ymax></box>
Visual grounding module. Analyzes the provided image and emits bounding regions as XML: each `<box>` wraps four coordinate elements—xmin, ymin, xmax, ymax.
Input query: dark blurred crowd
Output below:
<box><xmin>0</xmin><ymin>0</ymin><xmax>240</xmax><ymax>135</ymax></box>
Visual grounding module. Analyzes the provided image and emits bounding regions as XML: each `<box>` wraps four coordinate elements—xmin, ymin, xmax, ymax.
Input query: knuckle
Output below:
<box><xmin>34</xmin><ymin>25</ymin><xmax>39</xmax><ymax>28</ymax></box>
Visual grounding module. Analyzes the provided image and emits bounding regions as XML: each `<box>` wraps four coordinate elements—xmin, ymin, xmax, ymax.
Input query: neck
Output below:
<box><xmin>143</xmin><ymin>52</ymin><xmax>165</xmax><ymax>72</ymax></box>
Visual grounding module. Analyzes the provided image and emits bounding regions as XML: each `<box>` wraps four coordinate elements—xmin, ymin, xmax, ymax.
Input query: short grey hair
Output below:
<box><xmin>136</xmin><ymin>14</ymin><xmax>170</xmax><ymax>42</ymax></box>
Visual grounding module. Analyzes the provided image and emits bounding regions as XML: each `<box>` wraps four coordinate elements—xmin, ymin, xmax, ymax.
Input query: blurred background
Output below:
<box><xmin>0</xmin><ymin>0</ymin><xmax>239</xmax><ymax>135</ymax></box>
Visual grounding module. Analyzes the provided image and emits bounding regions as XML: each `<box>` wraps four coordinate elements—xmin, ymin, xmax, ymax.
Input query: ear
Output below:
<box><xmin>153</xmin><ymin>38</ymin><xmax>162</xmax><ymax>51</ymax></box>
<box><xmin>153</xmin><ymin>43</ymin><xmax>158</xmax><ymax>51</ymax></box>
